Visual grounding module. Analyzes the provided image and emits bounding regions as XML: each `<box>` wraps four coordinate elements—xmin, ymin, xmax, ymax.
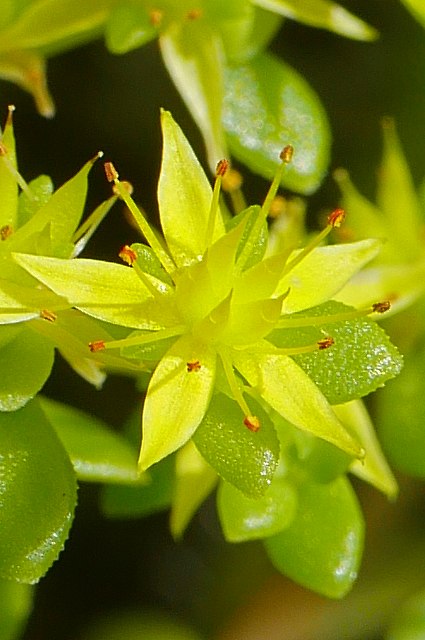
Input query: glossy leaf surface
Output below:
<box><xmin>264</xmin><ymin>476</ymin><xmax>364</xmax><ymax>598</ymax></box>
<box><xmin>0</xmin><ymin>399</ymin><xmax>77</xmax><ymax>583</ymax></box>
<box><xmin>193</xmin><ymin>393</ymin><xmax>280</xmax><ymax>497</ymax></box>
<box><xmin>223</xmin><ymin>52</ymin><xmax>331</xmax><ymax>194</ymax></box>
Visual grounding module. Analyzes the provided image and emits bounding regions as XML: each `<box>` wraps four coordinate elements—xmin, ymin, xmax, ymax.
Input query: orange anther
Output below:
<box><xmin>89</xmin><ymin>340</ymin><xmax>106</xmax><ymax>352</ymax></box>
<box><xmin>119</xmin><ymin>245</ymin><xmax>137</xmax><ymax>265</ymax></box>
<box><xmin>186</xmin><ymin>360</ymin><xmax>201</xmax><ymax>372</ymax></box>
<box><xmin>244</xmin><ymin>415</ymin><xmax>261</xmax><ymax>432</ymax></box>
<box><xmin>327</xmin><ymin>207</ymin><xmax>346</xmax><ymax>228</ymax></box>
<box><xmin>280</xmin><ymin>145</ymin><xmax>294</xmax><ymax>163</ymax></box>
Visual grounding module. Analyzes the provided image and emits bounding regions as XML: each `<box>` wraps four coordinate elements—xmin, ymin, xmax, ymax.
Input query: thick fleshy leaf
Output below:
<box><xmin>218</xmin><ymin>474</ymin><xmax>297</xmax><ymax>541</ymax></box>
<box><xmin>223</xmin><ymin>53</ymin><xmax>331</xmax><ymax>195</ymax></box>
<box><xmin>264</xmin><ymin>476</ymin><xmax>364</xmax><ymax>598</ymax></box>
<box><xmin>105</xmin><ymin>3</ymin><xmax>157</xmax><ymax>54</ymax></box>
<box><xmin>13</xmin><ymin>254</ymin><xmax>173</xmax><ymax>329</ymax></box>
<box><xmin>160</xmin><ymin>22</ymin><xmax>227</xmax><ymax>172</ymax></box>
<box><xmin>39</xmin><ymin>397</ymin><xmax>139</xmax><ymax>484</ymax></box>
<box><xmin>276</xmin><ymin>239</ymin><xmax>381</xmax><ymax>312</ymax></box>
<box><xmin>0</xmin><ymin>579</ymin><xmax>33</xmax><ymax>640</ymax></box>
<box><xmin>193</xmin><ymin>393</ymin><xmax>280</xmax><ymax>497</ymax></box>
<box><xmin>334</xmin><ymin>400</ymin><xmax>398</xmax><ymax>498</ymax></box>
<box><xmin>386</xmin><ymin>588</ymin><xmax>425</xmax><ymax>640</ymax></box>
<box><xmin>101</xmin><ymin>456</ymin><xmax>174</xmax><ymax>519</ymax></box>
<box><xmin>272</xmin><ymin>301</ymin><xmax>404</xmax><ymax>404</ymax></box>
<box><xmin>252</xmin><ymin>0</ymin><xmax>378</xmax><ymax>40</ymax></box>
<box><xmin>233</xmin><ymin>347</ymin><xmax>362</xmax><ymax>457</ymax></box>
<box><xmin>0</xmin><ymin>325</ymin><xmax>54</xmax><ymax>411</ymax></box>
<box><xmin>158</xmin><ymin>110</ymin><xmax>225</xmax><ymax>267</ymax></box>
<box><xmin>0</xmin><ymin>108</ymin><xmax>18</xmax><ymax>230</ymax></box>
<box><xmin>170</xmin><ymin>441</ymin><xmax>218</xmax><ymax>539</ymax></box>
<box><xmin>138</xmin><ymin>334</ymin><xmax>216</xmax><ymax>471</ymax></box>
<box><xmin>0</xmin><ymin>399</ymin><xmax>77</xmax><ymax>583</ymax></box>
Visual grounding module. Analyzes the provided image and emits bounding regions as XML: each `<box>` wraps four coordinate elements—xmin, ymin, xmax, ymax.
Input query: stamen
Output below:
<box><xmin>271</xmin><ymin>337</ymin><xmax>335</xmax><ymax>356</ymax></box>
<box><xmin>277</xmin><ymin>301</ymin><xmax>391</xmax><ymax>329</ymax></box>
<box><xmin>244</xmin><ymin>415</ymin><xmax>260</xmax><ymax>433</ymax></box>
<box><xmin>0</xmin><ymin>225</ymin><xmax>13</xmax><ymax>240</ymax></box>
<box><xmin>187</xmin><ymin>8</ymin><xmax>203</xmax><ymax>20</ymax></box>
<box><xmin>318</xmin><ymin>336</ymin><xmax>334</xmax><ymax>350</ymax></box>
<box><xmin>219</xmin><ymin>350</ymin><xmax>261</xmax><ymax>431</ymax></box>
<box><xmin>40</xmin><ymin>309</ymin><xmax>57</xmax><ymax>322</ymax></box>
<box><xmin>150</xmin><ymin>9</ymin><xmax>164</xmax><ymax>26</ymax></box>
<box><xmin>72</xmin><ymin>193</ymin><xmax>117</xmax><ymax>255</ymax></box>
<box><xmin>280</xmin><ymin>207</ymin><xmax>347</xmax><ymax>278</ymax></box>
<box><xmin>119</xmin><ymin>245</ymin><xmax>137</xmax><ymax>265</ymax></box>
<box><xmin>104</xmin><ymin>162</ymin><xmax>177</xmax><ymax>277</ymax></box>
<box><xmin>222</xmin><ymin>167</ymin><xmax>246</xmax><ymax>214</ymax></box>
<box><xmin>88</xmin><ymin>325</ymin><xmax>185</xmax><ymax>352</ymax></box>
<box><xmin>187</xmin><ymin>359</ymin><xmax>201</xmax><ymax>372</ymax></box>
<box><xmin>204</xmin><ymin>159</ymin><xmax>228</xmax><ymax>248</ymax></box>
<box><xmin>236</xmin><ymin>146</ymin><xmax>293</xmax><ymax>270</ymax></box>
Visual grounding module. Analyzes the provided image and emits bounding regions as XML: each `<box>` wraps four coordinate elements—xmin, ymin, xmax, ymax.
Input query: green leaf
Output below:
<box><xmin>264</xmin><ymin>476</ymin><xmax>364</xmax><ymax>598</ymax></box>
<box><xmin>193</xmin><ymin>393</ymin><xmax>280</xmax><ymax>497</ymax></box>
<box><xmin>218</xmin><ymin>474</ymin><xmax>297</xmax><ymax>541</ymax></box>
<box><xmin>170</xmin><ymin>441</ymin><xmax>217</xmax><ymax>539</ymax></box>
<box><xmin>0</xmin><ymin>325</ymin><xmax>54</xmax><ymax>411</ymax></box>
<box><xmin>252</xmin><ymin>0</ymin><xmax>378</xmax><ymax>40</ymax></box>
<box><xmin>233</xmin><ymin>347</ymin><xmax>362</xmax><ymax>457</ymax></box>
<box><xmin>223</xmin><ymin>52</ymin><xmax>331</xmax><ymax>195</ymax></box>
<box><xmin>105</xmin><ymin>3</ymin><xmax>157</xmax><ymax>53</ymax></box>
<box><xmin>101</xmin><ymin>456</ymin><xmax>174</xmax><ymax>519</ymax></box>
<box><xmin>0</xmin><ymin>579</ymin><xmax>33</xmax><ymax>640</ymax></box>
<box><xmin>272</xmin><ymin>300</ymin><xmax>403</xmax><ymax>404</ymax></box>
<box><xmin>0</xmin><ymin>399</ymin><xmax>77</xmax><ymax>583</ymax></box>
<box><xmin>276</xmin><ymin>239</ymin><xmax>381</xmax><ymax>312</ymax></box>
<box><xmin>159</xmin><ymin>22</ymin><xmax>227</xmax><ymax>172</ymax></box>
<box><xmin>138</xmin><ymin>334</ymin><xmax>216</xmax><ymax>471</ymax></box>
<box><xmin>386</xmin><ymin>588</ymin><xmax>425</xmax><ymax>640</ymax></box>
<box><xmin>158</xmin><ymin>110</ymin><xmax>225</xmax><ymax>267</ymax></box>
<box><xmin>39</xmin><ymin>396</ymin><xmax>139</xmax><ymax>484</ymax></box>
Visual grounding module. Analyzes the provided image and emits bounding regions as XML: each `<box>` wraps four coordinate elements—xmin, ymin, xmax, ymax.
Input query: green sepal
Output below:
<box><xmin>290</xmin><ymin>430</ymin><xmax>353</xmax><ymax>484</ymax></box>
<box><xmin>0</xmin><ymin>579</ymin><xmax>33</xmax><ymax>640</ymax></box>
<box><xmin>105</xmin><ymin>4</ymin><xmax>157</xmax><ymax>54</ymax></box>
<box><xmin>130</xmin><ymin>243</ymin><xmax>173</xmax><ymax>286</ymax></box>
<box><xmin>271</xmin><ymin>300</ymin><xmax>403</xmax><ymax>404</ymax></box>
<box><xmin>170</xmin><ymin>441</ymin><xmax>218</xmax><ymax>539</ymax></box>
<box><xmin>223</xmin><ymin>52</ymin><xmax>331</xmax><ymax>195</ymax></box>
<box><xmin>228</xmin><ymin>205</ymin><xmax>268</xmax><ymax>270</ymax></box>
<box><xmin>264</xmin><ymin>476</ymin><xmax>364</xmax><ymax>598</ymax></box>
<box><xmin>233</xmin><ymin>346</ymin><xmax>362</xmax><ymax>457</ymax></box>
<box><xmin>39</xmin><ymin>396</ymin><xmax>140</xmax><ymax>484</ymax></box>
<box><xmin>217</xmin><ymin>473</ymin><xmax>297</xmax><ymax>541</ymax></box>
<box><xmin>138</xmin><ymin>334</ymin><xmax>216</xmax><ymax>471</ymax></box>
<box><xmin>158</xmin><ymin>110</ymin><xmax>225</xmax><ymax>267</ymax></box>
<box><xmin>101</xmin><ymin>456</ymin><xmax>175</xmax><ymax>519</ymax></box>
<box><xmin>0</xmin><ymin>325</ymin><xmax>54</xmax><ymax>411</ymax></box>
<box><xmin>252</xmin><ymin>0</ymin><xmax>378</xmax><ymax>40</ymax></box>
<box><xmin>0</xmin><ymin>398</ymin><xmax>77</xmax><ymax>584</ymax></box>
<box><xmin>193</xmin><ymin>392</ymin><xmax>280</xmax><ymax>497</ymax></box>
<box><xmin>159</xmin><ymin>22</ymin><xmax>227</xmax><ymax>172</ymax></box>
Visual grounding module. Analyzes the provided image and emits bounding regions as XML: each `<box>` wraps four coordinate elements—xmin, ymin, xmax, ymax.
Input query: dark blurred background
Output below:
<box><xmin>1</xmin><ymin>1</ymin><xmax>425</xmax><ymax>638</ymax></box>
